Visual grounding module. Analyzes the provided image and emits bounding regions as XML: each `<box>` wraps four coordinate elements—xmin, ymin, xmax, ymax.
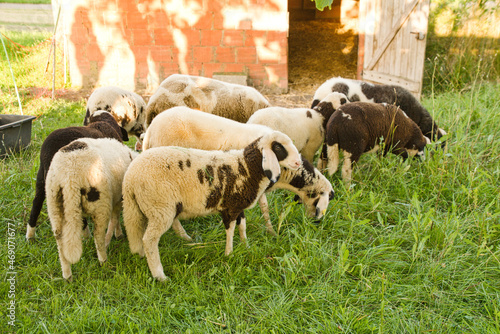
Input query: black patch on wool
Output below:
<box><xmin>61</xmin><ymin>141</ymin><xmax>88</xmax><ymax>152</ymax></box>
<box><xmin>175</xmin><ymin>202</ymin><xmax>183</xmax><ymax>217</ymax></box>
<box><xmin>178</xmin><ymin>160</ymin><xmax>184</xmax><ymax>170</ymax></box>
<box><xmin>183</xmin><ymin>95</ymin><xmax>199</xmax><ymax>109</ymax></box>
<box><xmin>236</xmin><ymin>212</ymin><xmax>245</xmax><ymax>225</ymax></box>
<box><xmin>271</xmin><ymin>141</ymin><xmax>288</xmax><ymax>161</ymax></box>
<box><xmin>302</xmin><ymin>157</ymin><xmax>315</xmax><ymax>175</ymax></box>
<box><xmin>87</xmin><ymin>187</ymin><xmax>100</xmax><ymax>202</ymax></box>
<box><xmin>331</xmin><ymin>83</ymin><xmax>350</xmax><ymax>96</ymax></box>
<box><xmin>350</xmin><ymin>94</ymin><xmax>360</xmax><ymax>102</ymax></box>
<box><xmin>83</xmin><ymin>108</ymin><xmax>91</xmax><ymax>125</ymax></box>
<box><xmin>307</xmin><ymin>191</ymin><xmax>318</xmax><ymax>198</ymax></box>
<box><xmin>238</xmin><ymin>159</ymin><xmax>248</xmax><ymax>176</ymax></box>
<box><xmin>306</xmin><ymin>110</ymin><xmax>312</xmax><ymax>118</ymax></box>
<box><xmin>186</xmin><ymin>159</ymin><xmax>191</xmax><ymax>168</ymax></box>
<box><xmin>197</xmin><ymin>169</ymin><xmax>205</xmax><ymax>184</ymax></box>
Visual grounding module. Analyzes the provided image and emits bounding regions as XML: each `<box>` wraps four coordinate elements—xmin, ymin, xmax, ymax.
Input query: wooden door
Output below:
<box><xmin>357</xmin><ymin>0</ymin><xmax>430</xmax><ymax>99</ymax></box>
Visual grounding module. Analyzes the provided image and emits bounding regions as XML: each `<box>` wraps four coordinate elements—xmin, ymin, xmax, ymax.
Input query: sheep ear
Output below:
<box><xmin>120</xmin><ymin>127</ymin><xmax>129</xmax><ymax>141</ymax></box>
<box><xmin>262</xmin><ymin>147</ymin><xmax>281</xmax><ymax>183</ymax></box>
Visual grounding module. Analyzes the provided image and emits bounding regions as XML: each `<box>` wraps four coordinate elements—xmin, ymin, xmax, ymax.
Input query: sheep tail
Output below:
<box><xmin>60</xmin><ymin>184</ymin><xmax>85</xmax><ymax>264</ymax></box>
<box><xmin>123</xmin><ymin>186</ymin><xmax>147</xmax><ymax>256</ymax></box>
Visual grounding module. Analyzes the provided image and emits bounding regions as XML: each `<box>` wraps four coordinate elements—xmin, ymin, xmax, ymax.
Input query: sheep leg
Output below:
<box><xmin>258</xmin><ymin>195</ymin><xmax>276</xmax><ymax>236</ymax></box>
<box><xmin>224</xmin><ymin>220</ymin><xmax>237</xmax><ymax>256</ymax></box>
<box><xmin>55</xmin><ymin>236</ymin><xmax>73</xmax><ymax>281</ymax></box>
<box><xmin>326</xmin><ymin>144</ymin><xmax>340</xmax><ymax>176</ymax></box>
<box><xmin>317</xmin><ymin>143</ymin><xmax>328</xmax><ymax>171</ymax></box>
<box><xmin>93</xmin><ymin>212</ymin><xmax>109</xmax><ymax>265</ymax></box>
<box><xmin>27</xmin><ymin>167</ymin><xmax>46</xmax><ymax>240</ymax></box>
<box><xmin>105</xmin><ymin>203</ymin><xmax>122</xmax><ymax>248</ymax></box>
<box><xmin>82</xmin><ymin>218</ymin><xmax>91</xmax><ymax>239</ymax></box>
<box><xmin>172</xmin><ymin>218</ymin><xmax>193</xmax><ymax>241</ymax></box>
<box><xmin>236</xmin><ymin>212</ymin><xmax>248</xmax><ymax>248</ymax></box>
<box><xmin>142</xmin><ymin>213</ymin><xmax>173</xmax><ymax>281</ymax></box>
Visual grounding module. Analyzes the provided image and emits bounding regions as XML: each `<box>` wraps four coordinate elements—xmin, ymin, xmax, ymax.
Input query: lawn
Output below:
<box><xmin>1</xmin><ymin>30</ymin><xmax>500</xmax><ymax>334</ymax></box>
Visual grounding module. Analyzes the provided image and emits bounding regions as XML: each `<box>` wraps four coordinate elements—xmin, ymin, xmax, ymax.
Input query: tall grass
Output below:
<box><xmin>423</xmin><ymin>0</ymin><xmax>500</xmax><ymax>95</ymax></box>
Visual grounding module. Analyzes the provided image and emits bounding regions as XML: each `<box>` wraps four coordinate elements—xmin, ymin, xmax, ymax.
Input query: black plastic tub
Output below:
<box><xmin>0</xmin><ymin>114</ymin><xmax>37</xmax><ymax>157</ymax></box>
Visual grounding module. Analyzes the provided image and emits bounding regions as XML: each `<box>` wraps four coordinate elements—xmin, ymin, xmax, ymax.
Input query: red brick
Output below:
<box><xmin>266</xmin><ymin>31</ymin><xmax>287</xmax><ymax>43</ymax></box>
<box><xmin>246</xmin><ymin>64</ymin><xmax>267</xmax><ymax>79</ymax></box>
<box><xmin>215</xmin><ymin>47</ymin><xmax>236</xmax><ymax>63</ymax></box>
<box><xmin>264</xmin><ymin>64</ymin><xmax>287</xmax><ymax>79</ymax></box>
<box><xmin>183</xmin><ymin>29</ymin><xmax>201</xmax><ymax>46</ymax></box>
<box><xmin>133</xmin><ymin>29</ymin><xmax>153</xmax><ymax>46</ymax></box>
<box><xmin>134</xmin><ymin>46</ymin><xmax>150</xmax><ymax>62</ymax></box>
<box><xmin>201</xmin><ymin>30</ymin><xmax>222</xmax><ymax>46</ymax></box>
<box><xmin>223</xmin><ymin>30</ymin><xmax>245</xmax><ymax>47</ymax></box>
<box><xmin>159</xmin><ymin>62</ymin><xmax>181</xmax><ymax>75</ymax></box>
<box><xmin>212</xmin><ymin>12</ymin><xmax>225</xmax><ymax>30</ymax></box>
<box><xmin>236</xmin><ymin>47</ymin><xmax>257</xmax><ymax>64</ymax></box>
<box><xmin>238</xmin><ymin>19</ymin><xmax>253</xmax><ymax>30</ymax></box>
<box><xmin>193</xmin><ymin>46</ymin><xmax>214</xmax><ymax>63</ymax></box>
<box><xmin>223</xmin><ymin>63</ymin><xmax>245</xmax><ymax>73</ymax></box>
<box><xmin>154</xmin><ymin>29</ymin><xmax>174</xmax><ymax>45</ymax></box>
<box><xmin>244</xmin><ymin>30</ymin><xmax>267</xmax><ymax>47</ymax></box>
<box><xmin>193</xmin><ymin>12</ymin><xmax>213</xmax><ymax>29</ymax></box>
<box><xmin>203</xmin><ymin>63</ymin><xmax>224</xmax><ymax>77</ymax></box>
<box><xmin>126</xmin><ymin>11</ymin><xmax>148</xmax><ymax>28</ymax></box>
<box><xmin>87</xmin><ymin>45</ymin><xmax>104</xmax><ymax>62</ymax></box>
<box><xmin>150</xmin><ymin>46</ymin><xmax>173</xmax><ymax>61</ymax></box>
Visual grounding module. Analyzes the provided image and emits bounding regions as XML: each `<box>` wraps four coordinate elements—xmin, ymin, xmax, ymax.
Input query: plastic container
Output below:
<box><xmin>0</xmin><ymin>114</ymin><xmax>36</xmax><ymax>156</ymax></box>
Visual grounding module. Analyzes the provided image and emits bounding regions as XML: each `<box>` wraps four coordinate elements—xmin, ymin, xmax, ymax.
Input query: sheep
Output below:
<box><xmin>322</xmin><ymin>102</ymin><xmax>430</xmax><ymax>182</ymax></box>
<box><xmin>144</xmin><ymin>74</ymin><xmax>270</xmax><ymax>128</ymax></box>
<box><xmin>122</xmin><ymin>131</ymin><xmax>303</xmax><ymax>281</ymax></box>
<box><xmin>27</xmin><ymin>111</ymin><xmax>128</xmax><ymax>241</ymax></box>
<box><xmin>84</xmin><ymin>86</ymin><xmax>147</xmax><ymax>140</ymax></box>
<box><xmin>247</xmin><ymin>92</ymin><xmax>349</xmax><ymax>162</ymax></box>
<box><xmin>45</xmin><ymin>137</ymin><xmax>137</xmax><ymax>280</ymax></box>
<box><xmin>142</xmin><ymin>106</ymin><xmax>334</xmax><ymax>235</ymax></box>
<box><xmin>311</xmin><ymin>77</ymin><xmax>446</xmax><ymax>142</ymax></box>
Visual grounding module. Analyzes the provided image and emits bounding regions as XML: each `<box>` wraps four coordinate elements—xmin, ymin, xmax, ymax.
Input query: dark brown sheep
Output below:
<box><xmin>321</xmin><ymin>102</ymin><xmax>430</xmax><ymax>182</ymax></box>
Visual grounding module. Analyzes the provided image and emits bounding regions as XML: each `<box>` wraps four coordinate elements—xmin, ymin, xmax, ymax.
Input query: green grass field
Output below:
<box><xmin>1</xmin><ymin>28</ymin><xmax>500</xmax><ymax>333</ymax></box>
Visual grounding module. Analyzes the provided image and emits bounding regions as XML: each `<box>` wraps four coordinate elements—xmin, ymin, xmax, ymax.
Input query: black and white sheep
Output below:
<box><xmin>247</xmin><ymin>92</ymin><xmax>349</xmax><ymax>162</ymax></box>
<box><xmin>46</xmin><ymin>137</ymin><xmax>137</xmax><ymax>280</ymax></box>
<box><xmin>84</xmin><ymin>86</ymin><xmax>147</xmax><ymax>139</ymax></box>
<box><xmin>122</xmin><ymin>132</ymin><xmax>302</xmax><ymax>281</ymax></box>
<box><xmin>144</xmin><ymin>74</ymin><xmax>270</xmax><ymax>128</ymax></box>
<box><xmin>142</xmin><ymin>106</ymin><xmax>334</xmax><ymax>235</ymax></box>
<box><xmin>311</xmin><ymin>77</ymin><xmax>446</xmax><ymax>142</ymax></box>
<box><xmin>322</xmin><ymin>102</ymin><xmax>430</xmax><ymax>182</ymax></box>
<box><xmin>27</xmin><ymin>111</ymin><xmax>128</xmax><ymax>240</ymax></box>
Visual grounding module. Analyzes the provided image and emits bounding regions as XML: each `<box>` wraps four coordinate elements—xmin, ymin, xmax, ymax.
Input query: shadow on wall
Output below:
<box><xmin>68</xmin><ymin>0</ymin><xmax>288</xmax><ymax>94</ymax></box>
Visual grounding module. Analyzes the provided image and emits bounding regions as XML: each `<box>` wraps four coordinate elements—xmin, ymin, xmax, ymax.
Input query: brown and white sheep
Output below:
<box><xmin>322</xmin><ymin>102</ymin><xmax>430</xmax><ymax>182</ymax></box>
<box><xmin>122</xmin><ymin>131</ymin><xmax>302</xmax><ymax>281</ymax></box>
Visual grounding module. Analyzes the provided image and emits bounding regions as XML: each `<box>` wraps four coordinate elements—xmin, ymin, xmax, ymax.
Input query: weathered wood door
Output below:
<box><xmin>357</xmin><ymin>0</ymin><xmax>430</xmax><ymax>99</ymax></box>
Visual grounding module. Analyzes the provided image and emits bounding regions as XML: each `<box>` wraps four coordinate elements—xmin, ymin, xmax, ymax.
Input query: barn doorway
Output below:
<box><xmin>287</xmin><ymin>0</ymin><xmax>359</xmax><ymax>94</ymax></box>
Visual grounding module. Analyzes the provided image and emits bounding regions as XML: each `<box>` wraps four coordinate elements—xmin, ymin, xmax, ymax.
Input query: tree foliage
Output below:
<box><xmin>312</xmin><ymin>0</ymin><xmax>334</xmax><ymax>11</ymax></box>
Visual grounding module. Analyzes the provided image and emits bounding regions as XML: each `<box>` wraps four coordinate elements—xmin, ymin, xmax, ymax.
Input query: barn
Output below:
<box><xmin>59</xmin><ymin>0</ymin><xmax>429</xmax><ymax>97</ymax></box>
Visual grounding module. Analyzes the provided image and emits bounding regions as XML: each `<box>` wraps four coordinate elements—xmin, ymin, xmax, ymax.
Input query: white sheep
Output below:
<box><xmin>142</xmin><ymin>106</ymin><xmax>334</xmax><ymax>235</ymax></box>
<box><xmin>311</xmin><ymin>77</ymin><xmax>446</xmax><ymax>142</ymax></box>
<box><xmin>323</xmin><ymin>102</ymin><xmax>430</xmax><ymax>182</ymax></box>
<box><xmin>144</xmin><ymin>74</ymin><xmax>270</xmax><ymax>128</ymax></box>
<box><xmin>247</xmin><ymin>92</ymin><xmax>349</xmax><ymax>162</ymax></box>
<box><xmin>85</xmin><ymin>86</ymin><xmax>147</xmax><ymax>140</ymax></box>
<box><xmin>123</xmin><ymin>131</ymin><xmax>303</xmax><ymax>281</ymax></box>
<box><xmin>45</xmin><ymin>137</ymin><xmax>137</xmax><ymax>280</ymax></box>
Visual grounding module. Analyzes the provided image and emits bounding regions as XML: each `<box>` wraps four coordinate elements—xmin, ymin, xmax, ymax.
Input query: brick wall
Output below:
<box><xmin>61</xmin><ymin>0</ymin><xmax>288</xmax><ymax>93</ymax></box>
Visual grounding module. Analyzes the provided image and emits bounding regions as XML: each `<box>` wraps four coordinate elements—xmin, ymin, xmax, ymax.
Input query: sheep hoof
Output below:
<box><xmin>155</xmin><ymin>274</ymin><xmax>169</xmax><ymax>282</ymax></box>
<box><xmin>115</xmin><ymin>233</ymin><xmax>125</xmax><ymax>241</ymax></box>
<box><xmin>266</xmin><ymin>228</ymin><xmax>277</xmax><ymax>237</ymax></box>
<box><xmin>65</xmin><ymin>275</ymin><xmax>73</xmax><ymax>282</ymax></box>
<box><xmin>99</xmin><ymin>259</ymin><xmax>108</xmax><ymax>267</ymax></box>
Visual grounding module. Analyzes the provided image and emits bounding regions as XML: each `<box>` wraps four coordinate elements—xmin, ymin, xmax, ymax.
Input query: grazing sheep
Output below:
<box><xmin>46</xmin><ymin>137</ymin><xmax>137</xmax><ymax>280</ymax></box>
<box><xmin>123</xmin><ymin>132</ymin><xmax>302</xmax><ymax>281</ymax></box>
<box><xmin>84</xmin><ymin>86</ymin><xmax>146</xmax><ymax>139</ymax></box>
<box><xmin>311</xmin><ymin>77</ymin><xmax>446</xmax><ymax>142</ymax></box>
<box><xmin>247</xmin><ymin>92</ymin><xmax>349</xmax><ymax>162</ymax></box>
<box><xmin>144</xmin><ymin>74</ymin><xmax>270</xmax><ymax>128</ymax></box>
<box><xmin>142</xmin><ymin>107</ymin><xmax>334</xmax><ymax>235</ymax></box>
<box><xmin>27</xmin><ymin>111</ymin><xmax>128</xmax><ymax>240</ymax></box>
<box><xmin>323</xmin><ymin>102</ymin><xmax>430</xmax><ymax>182</ymax></box>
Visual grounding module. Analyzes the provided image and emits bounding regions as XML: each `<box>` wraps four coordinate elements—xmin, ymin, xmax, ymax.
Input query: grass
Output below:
<box><xmin>1</xmin><ymin>19</ymin><xmax>500</xmax><ymax>334</ymax></box>
<box><xmin>1</xmin><ymin>83</ymin><xmax>499</xmax><ymax>332</ymax></box>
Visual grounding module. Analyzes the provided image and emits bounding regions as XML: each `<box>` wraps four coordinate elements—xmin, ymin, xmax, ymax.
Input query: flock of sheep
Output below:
<box><xmin>27</xmin><ymin>74</ymin><xmax>446</xmax><ymax>281</ymax></box>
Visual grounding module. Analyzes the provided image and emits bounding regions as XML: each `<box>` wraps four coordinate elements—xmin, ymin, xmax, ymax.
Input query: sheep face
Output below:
<box><xmin>258</xmin><ymin>131</ymin><xmax>302</xmax><ymax>183</ymax></box>
<box><xmin>313</xmin><ymin>92</ymin><xmax>349</xmax><ymax>129</ymax></box>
